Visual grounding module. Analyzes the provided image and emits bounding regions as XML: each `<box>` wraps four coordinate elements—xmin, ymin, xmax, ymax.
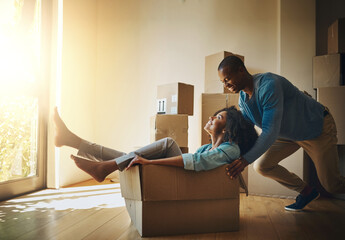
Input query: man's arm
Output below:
<box><xmin>227</xmin><ymin>78</ymin><xmax>284</xmax><ymax>178</ymax></box>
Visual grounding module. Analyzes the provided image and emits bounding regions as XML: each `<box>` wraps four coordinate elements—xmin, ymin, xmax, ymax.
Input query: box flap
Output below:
<box><xmin>238</xmin><ymin>173</ymin><xmax>248</xmax><ymax>196</ymax></box>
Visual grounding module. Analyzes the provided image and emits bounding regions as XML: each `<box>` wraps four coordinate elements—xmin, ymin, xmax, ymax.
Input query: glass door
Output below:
<box><xmin>0</xmin><ymin>0</ymin><xmax>47</xmax><ymax>201</ymax></box>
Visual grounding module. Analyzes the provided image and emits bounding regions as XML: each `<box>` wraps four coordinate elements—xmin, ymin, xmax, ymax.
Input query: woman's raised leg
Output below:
<box><xmin>54</xmin><ymin>107</ymin><xmax>82</xmax><ymax>149</ymax></box>
<box><xmin>54</xmin><ymin>107</ymin><xmax>126</xmax><ymax>161</ymax></box>
<box><xmin>115</xmin><ymin>137</ymin><xmax>182</xmax><ymax>171</ymax></box>
<box><xmin>71</xmin><ymin>137</ymin><xmax>182</xmax><ymax>181</ymax></box>
<box><xmin>71</xmin><ymin>155</ymin><xmax>119</xmax><ymax>182</ymax></box>
<box><xmin>54</xmin><ymin>107</ymin><xmax>124</xmax><ymax>182</ymax></box>
<box><xmin>54</xmin><ymin>108</ymin><xmax>182</xmax><ymax>181</ymax></box>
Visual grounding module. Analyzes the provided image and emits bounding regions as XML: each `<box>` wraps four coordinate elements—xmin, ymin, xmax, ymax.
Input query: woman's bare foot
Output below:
<box><xmin>54</xmin><ymin>107</ymin><xmax>81</xmax><ymax>148</ymax></box>
<box><xmin>71</xmin><ymin>155</ymin><xmax>118</xmax><ymax>182</ymax></box>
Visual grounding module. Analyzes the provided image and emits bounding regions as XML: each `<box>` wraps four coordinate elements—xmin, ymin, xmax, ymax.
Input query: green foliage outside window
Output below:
<box><xmin>0</xmin><ymin>96</ymin><xmax>38</xmax><ymax>182</ymax></box>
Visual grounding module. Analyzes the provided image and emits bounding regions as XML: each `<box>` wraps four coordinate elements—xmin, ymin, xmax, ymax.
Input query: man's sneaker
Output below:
<box><xmin>284</xmin><ymin>188</ymin><xmax>320</xmax><ymax>212</ymax></box>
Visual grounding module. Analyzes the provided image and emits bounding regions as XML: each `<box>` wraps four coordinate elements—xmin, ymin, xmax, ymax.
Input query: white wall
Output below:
<box><xmin>94</xmin><ymin>0</ymin><xmax>279</xmax><ymax>154</ymax></box>
<box><xmin>94</xmin><ymin>0</ymin><xmax>280</xmax><ymax>187</ymax></box>
<box><xmin>57</xmin><ymin>0</ymin><xmax>97</xmax><ymax>186</ymax></box>
<box><xmin>52</xmin><ymin>0</ymin><xmax>316</xmax><ymax>191</ymax></box>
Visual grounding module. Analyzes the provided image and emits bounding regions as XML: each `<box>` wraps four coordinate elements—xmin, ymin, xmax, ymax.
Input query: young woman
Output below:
<box><xmin>54</xmin><ymin>106</ymin><xmax>258</xmax><ymax>182</ymax></box>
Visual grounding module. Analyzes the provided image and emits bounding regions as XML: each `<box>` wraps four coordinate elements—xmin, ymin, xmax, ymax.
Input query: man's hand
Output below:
<box><xmin>125</xmin><ymin>155</ymin><xmax>151</xmax><ymax>170</ymax></box>
<box><xmin>225</xmin><ymin>157</ymin><xmax>249</xmax><ymax>179</ymax></box>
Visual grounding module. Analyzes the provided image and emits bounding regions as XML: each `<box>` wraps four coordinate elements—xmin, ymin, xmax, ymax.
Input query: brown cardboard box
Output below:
<box><xmin>328</xmin><ymin>18</ymin><xmax>345</xmax><ymax>54</ymax></box>
<box><xmin>180</xmin><ymin>147</ymin><xmax>188</xmax><ymax>153</ymax></box>
<box><xmin>205</xmin><ymin>51</ymin><xmax>244</xmax><ymax>93</ymax></box>
<box><xmin>157</xmin><ymin>82</ymin><xmax>194</xmax><ymax>115</ymax></box>
<box><xmin>312</xmin><ymin>54</ymin><xmax>345</xmax><ymax>88</ymax></box>
<box><xmin>317</xmin><ymin>86</ymin><xmax>345</xmax><ymax>144</ymax></box>
<box><xmin>119</xmin><ymin>165</ymin><xmax>240</xmax><ymax>237</ymax></box>
<box><xmin>201</xmin><ymin>93</ymin><xmax>249</xmax><ymax>193</ymax></box>
<box><xmin>150</xmin><ymin>114</ymin><xmax>188</xmax><ymax>147</ymax></box>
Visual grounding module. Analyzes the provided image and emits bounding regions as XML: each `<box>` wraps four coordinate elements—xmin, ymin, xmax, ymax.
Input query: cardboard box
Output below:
<box><xmin>157</xmin><ymin>82</ymin><xmax>194</xmax><ymax>115</ymax></box>
<box><xmin>205</xmin><ymin>51</ymin><xmax>244</xmax><ymax>93</ymax></box>
<box><xmin>119</xmin><ymin>165</ymin><xmax>240</xmax><ymax>237</ymax></box>
<box><xmin>317</xmin><ymin>86</ymin><xmax>345</xmax><ymax>144</ymax></box>
<box><xmin>150</xmin><ymin>114</ymin><xmax>188</xmax><ymax>147</ymax></box>
<box><xmin>180</xmin><ymin>147</ymin><xmax>188</xmax><ymax>153</ymax></box>
<box><xmin>312</xmin><ymin>54</ymin><xmax>345</xmax><ymax>88</ymax></box>
<box><xmin>328</xmin><ymin>18</ymin><xmax>345</xmax><ymax>54</ymax></box>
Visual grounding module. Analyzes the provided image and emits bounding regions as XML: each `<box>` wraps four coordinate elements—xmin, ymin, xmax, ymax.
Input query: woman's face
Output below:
<box><xmin>204</xmin><ymin>111</ymin><xmax>227</xmax><ymax>135</ymax></box>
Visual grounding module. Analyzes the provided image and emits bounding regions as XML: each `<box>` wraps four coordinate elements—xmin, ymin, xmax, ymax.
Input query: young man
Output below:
<box><xmin>218</xmin><ymin>56</ymin><xmax>345</xmax><ymax>211</ymax></box>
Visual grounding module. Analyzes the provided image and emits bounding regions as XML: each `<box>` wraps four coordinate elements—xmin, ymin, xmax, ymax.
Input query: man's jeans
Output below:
<box><xmin>253</xmin><ymin>111</ymin><xmax>345</xmax><ymax>194</ymax></box>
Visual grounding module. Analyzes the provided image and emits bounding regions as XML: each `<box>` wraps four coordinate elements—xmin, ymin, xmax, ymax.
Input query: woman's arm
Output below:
<box><xmin>182</xmin><ymin>142</ymin><xmax>240</xmax><ymax>171</ymax></box>
<box><xmin>125</xmin><ymin>155</ymin><xmax>184</xmax><ymax>170</ymax></box>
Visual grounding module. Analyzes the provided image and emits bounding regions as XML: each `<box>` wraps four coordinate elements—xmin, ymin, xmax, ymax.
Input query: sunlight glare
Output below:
<box><xmin>0</xmin><ymin>0</ymin><xmax>40</xmax><ymax>94</ymax></box>
<box><xmin>0</xmin><ymin>183</ymin><xmax>125</xmax><ymax>222</ymax></box>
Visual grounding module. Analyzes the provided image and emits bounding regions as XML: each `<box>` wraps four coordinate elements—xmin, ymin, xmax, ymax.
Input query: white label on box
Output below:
<box><xmin>170</xmin><ymin>106</ymin><xmax>177</xmax><ymax>114</ymax></box>
<box><xmin>157</xmin><ymin>98</ymin><xmax>167</xmax><ymax>113</ymax></box>
<box><xmin>171</xmin><ymin>94</ymin><xmax>177</xmax><ymax>103</ymax></box>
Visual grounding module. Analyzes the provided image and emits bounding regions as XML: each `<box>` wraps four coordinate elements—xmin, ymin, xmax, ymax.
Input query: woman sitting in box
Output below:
<box><xmin>54</xmin><ymin>106</ymin><xmax>258</xmax><ymax>181</ymax></box>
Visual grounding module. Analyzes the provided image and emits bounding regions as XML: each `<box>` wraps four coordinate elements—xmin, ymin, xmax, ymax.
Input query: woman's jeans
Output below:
<box><xmin>77</xmin><ymin>137</ymin><xmax>182</xmax><ymax>171</ymax></box>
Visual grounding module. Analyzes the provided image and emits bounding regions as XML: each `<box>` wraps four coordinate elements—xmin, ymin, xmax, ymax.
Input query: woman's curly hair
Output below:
<box><xmin>214</xmin><ymin>106</ymin><xmax>258</xmax><ymax>155</ymax></box>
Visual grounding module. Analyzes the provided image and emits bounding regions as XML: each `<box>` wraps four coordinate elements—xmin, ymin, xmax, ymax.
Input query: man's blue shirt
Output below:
<box><xmin>240</xmin><ymin>72</ymin><xmax>325</xmax><ymax>163</ymax></box>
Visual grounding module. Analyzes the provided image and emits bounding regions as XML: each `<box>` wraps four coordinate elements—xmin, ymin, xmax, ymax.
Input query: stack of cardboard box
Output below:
<box><xmin>151</xmin><ymin>82</ymin><xmax>194</xmax><ymax>153</ymax></box>
<box><xmin>309</xmin><ymin>18</ymin><xmax>345</xmax><ymax>198</ymax></box>
<box><xmin>313</xmin><ymin>18</ymin><xmax>345</xmax><ymax>145</ymax></box>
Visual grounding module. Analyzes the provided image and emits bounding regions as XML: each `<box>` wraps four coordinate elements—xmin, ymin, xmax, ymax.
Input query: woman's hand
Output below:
<box><xmin>125</xmin><ymin>155</ymin><xmax>151</xmax><ymax>170</ymax></box>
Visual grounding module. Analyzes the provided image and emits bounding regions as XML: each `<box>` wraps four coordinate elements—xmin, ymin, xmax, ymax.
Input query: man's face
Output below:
<box><xmin>218</xmin><ymin>67</ymin><xmax>245</xmax><ymax>93</ymax></box>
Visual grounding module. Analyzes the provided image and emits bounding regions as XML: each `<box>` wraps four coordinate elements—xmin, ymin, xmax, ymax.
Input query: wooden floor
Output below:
<box><xmin>1</xmin><ymin>179</ymin><xmax>345</xmax><ymax>240</ymax></box>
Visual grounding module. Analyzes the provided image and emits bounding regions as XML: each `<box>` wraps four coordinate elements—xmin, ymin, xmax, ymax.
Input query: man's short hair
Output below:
<box><xmin>218</xmin><ymin>55</ymin><xmax>246</xmax><ymax>72</ymax></box>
